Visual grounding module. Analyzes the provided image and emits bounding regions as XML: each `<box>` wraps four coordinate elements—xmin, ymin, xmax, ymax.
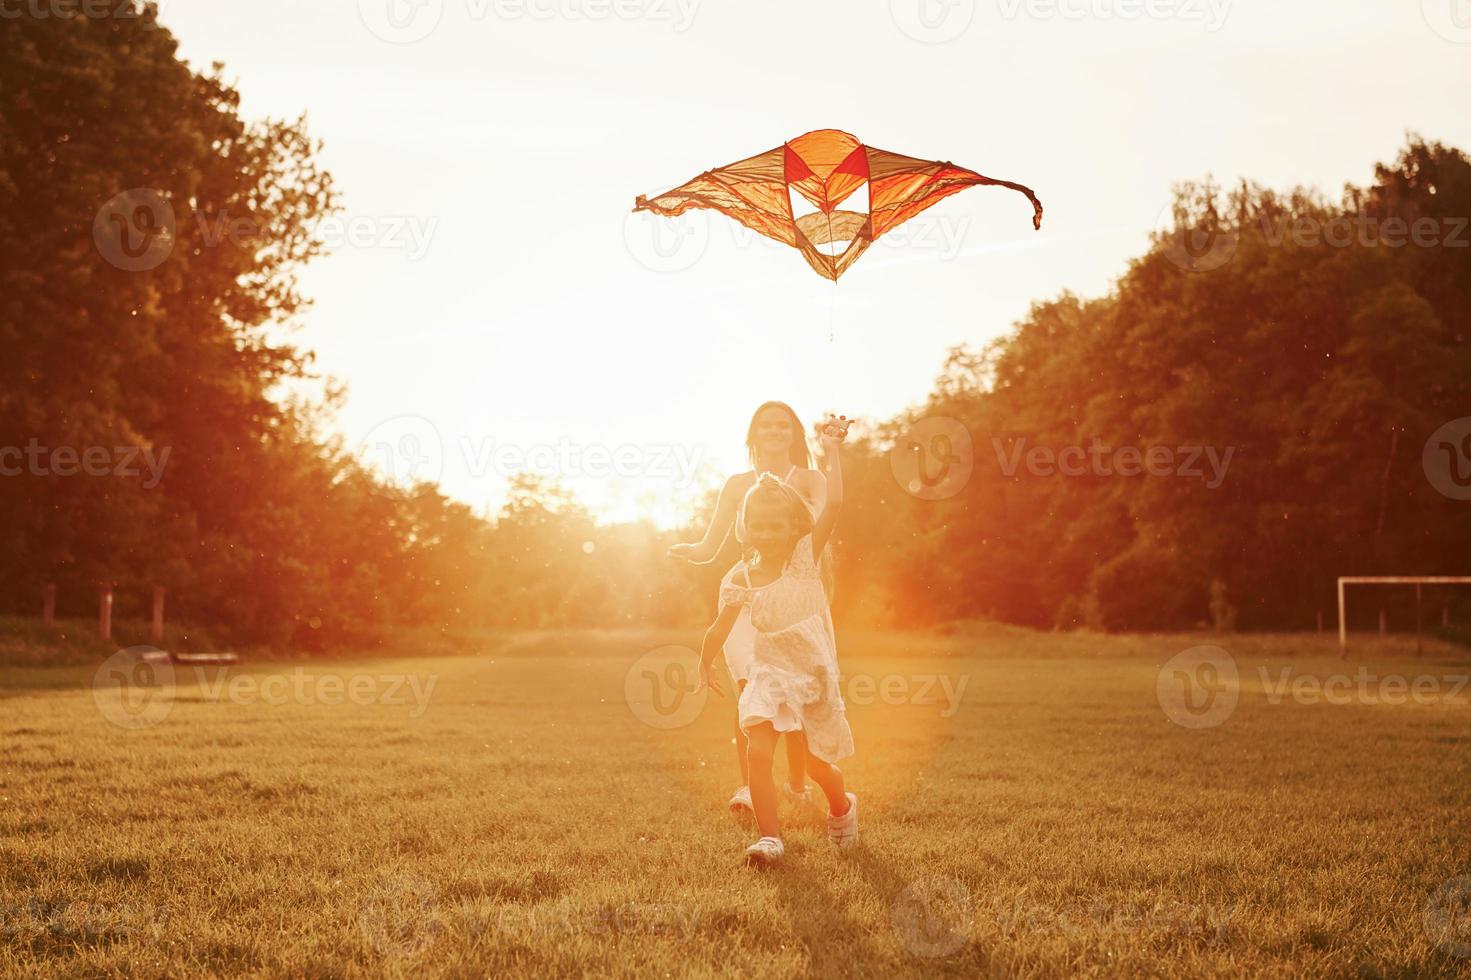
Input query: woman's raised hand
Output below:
<box><xmin>667</xmin><ymin>542</ymin><xmax>697</xmax><ymax>561</ymax></box>
<box><xmin>817</xmin><ymin>413</ymin><xmax>852</xmax><ymax>447</ymax></box>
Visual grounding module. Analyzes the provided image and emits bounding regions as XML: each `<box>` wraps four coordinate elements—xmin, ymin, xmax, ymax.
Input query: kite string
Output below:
<box><xmin>829</xmin><ymin>275</ymin><xmax>840</xmax><ymax>410</ymax></box>
<box><xmin>825</xmin><ymin>203</ymin><xmax>842</xmax><ymax>411</ymax></box>
<box><xmin>825</xmin><ymin>205</ymin><xmax>836</xmax><ymax>344</ymax></box>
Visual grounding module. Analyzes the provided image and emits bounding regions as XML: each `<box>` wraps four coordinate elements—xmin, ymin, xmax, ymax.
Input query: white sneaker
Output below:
<box><xmin>744</xmin><ymin>836</ymin><xmax>784</xmax><ymax>867</ymax></box>
<box><xmin>728</xmin><ymin>785</ymin><xmax>753</xmax><ymax>820</ymax></box>
<box><xmin>827</xmin><ymin>792</ymin><xmax>858</xmax><ymax>849</ymax></box>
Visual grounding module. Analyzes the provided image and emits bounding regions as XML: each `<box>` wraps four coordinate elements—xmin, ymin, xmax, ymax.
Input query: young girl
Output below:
<box><xmin>696</xmin><ymin>417</ymin><xmax>856</xmax><ymax>867</ymax></box>
<box><xmin>669</xmin><ymin>401</ymin><xmax>828</xmax><ymax>817</ymax></box>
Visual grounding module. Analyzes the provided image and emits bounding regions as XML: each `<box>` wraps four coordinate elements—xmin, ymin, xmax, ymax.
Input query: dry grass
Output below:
<box><xmin>1</xmin><ymin>627</ymin><xmax>1469</xmax><ymax>978</ymax></box>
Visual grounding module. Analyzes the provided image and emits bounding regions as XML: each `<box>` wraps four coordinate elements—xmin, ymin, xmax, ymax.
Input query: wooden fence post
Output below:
<box><xmin>151</xmin><ymin>586</ymin><xmax>166</xmax><ymax>644</ymax></box>
<box><xmin>1415</xmin><ymin>583</ymin><xmax>1423</xmax><ymax>657</ymax></box>
<box><xmin>42</xmin><ymin>584</ymin><xmax>56</xmax><ymax>626</ymax></box>
<box><xmin>99</xmin><ymin>585</ymin><xmax>113</xmax><ymax>641</ymax></box>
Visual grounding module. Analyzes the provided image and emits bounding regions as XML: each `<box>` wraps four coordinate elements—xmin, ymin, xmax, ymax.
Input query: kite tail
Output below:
<box><xmin>983</xmin><ymin>177</ymin><xmax>1044</xmax><ymax>231</ymax></box>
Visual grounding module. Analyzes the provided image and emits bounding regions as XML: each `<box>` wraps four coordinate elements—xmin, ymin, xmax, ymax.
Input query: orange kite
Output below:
<box><xmin>633</xmin><ymin>129</ymin><xmax>1043</xmax><ymax>281</ymax></box>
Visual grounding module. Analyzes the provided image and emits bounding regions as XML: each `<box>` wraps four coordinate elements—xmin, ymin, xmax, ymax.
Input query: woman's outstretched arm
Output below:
<box><xmin>811</xmin><ymin>422</ymin><xmax>846</xmax><ymax>557</ymax></box>
<box><xmin>668</xmin><ymin>473</ymin><xmax>745</xmax><ymax>564</ymax></box>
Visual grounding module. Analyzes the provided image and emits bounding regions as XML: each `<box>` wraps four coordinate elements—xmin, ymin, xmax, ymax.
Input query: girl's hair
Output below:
<box><xmin>745</xmin><ymin>401</ymin><xmax>811</xmax><ymax>470</ymax></box>
<box><xmin>735</xmin><ymin>472</ymin><xmax>814</xmax><ymax>559</ymax></box>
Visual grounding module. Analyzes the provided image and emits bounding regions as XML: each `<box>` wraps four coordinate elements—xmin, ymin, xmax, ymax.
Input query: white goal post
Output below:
<box><xmin>1337</xmin><ymin>576</ymin><xmax>1471</xmax><ymax>656</ymax></box>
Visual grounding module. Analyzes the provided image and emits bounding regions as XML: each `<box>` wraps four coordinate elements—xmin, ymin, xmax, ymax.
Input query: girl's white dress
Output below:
<box><xmin>721</xmin><ymin>534</ymin><xmax>853</xmax><ymax>764</ymax></box>
<box><xmin>721</xmin><ymin>467</ymin><xmax>827</xmax><ymax>685</ymax></box>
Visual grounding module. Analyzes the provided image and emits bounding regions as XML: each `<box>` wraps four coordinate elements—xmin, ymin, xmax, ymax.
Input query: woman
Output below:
<box><xmin>669</xmin><ymin>401</ymin><xmax>830</xmax><ymax>819</ymax></box>
<box><xmin>695</xmin><ymin>424</ymin><xmax>856</xmax><ymax>867</ymax></box>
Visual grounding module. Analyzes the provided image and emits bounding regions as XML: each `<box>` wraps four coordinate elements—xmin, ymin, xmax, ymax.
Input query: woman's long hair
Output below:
<box><xmin>745</xmin><ymin>401</ymin><xmax>811</xmax><ymax>470</ymax></box>
<box><xmin>739</xmin><ymin>402</ymin><xmax>833</xmax><ymax>602</ymax></box>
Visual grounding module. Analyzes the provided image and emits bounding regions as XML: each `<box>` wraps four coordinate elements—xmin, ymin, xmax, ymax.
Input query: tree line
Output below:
<box><xmin>4</xmin><ymin>5</ymin><xmax>1466</xmax><ymax>646</ymax></box>
<box><xmin>827</xmin><ymin>140</ymin><xmax>1471</xmax><ymax>632</ymax></box>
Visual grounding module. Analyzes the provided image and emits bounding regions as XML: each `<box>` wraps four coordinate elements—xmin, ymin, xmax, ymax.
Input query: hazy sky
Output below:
<box><xmin>159</xmin><ymin>0</ymin><xmax>1470</xmax><ymax>523</ymax></box>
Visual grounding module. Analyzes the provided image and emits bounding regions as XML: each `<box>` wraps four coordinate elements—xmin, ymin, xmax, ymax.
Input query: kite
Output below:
<box><xmin>633</xmin><ymin>128</ymin><xmax>1043</xmax><ymax>281</ymax></box>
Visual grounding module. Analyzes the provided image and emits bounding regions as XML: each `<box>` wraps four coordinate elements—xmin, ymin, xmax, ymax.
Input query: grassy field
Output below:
<box><xmin>2</xmin><ymin>626</ymin><xmax>1470</xmax><ymax>978</ymax></box>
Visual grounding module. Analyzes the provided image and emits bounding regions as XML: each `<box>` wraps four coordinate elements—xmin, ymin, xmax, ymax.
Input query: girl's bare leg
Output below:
<box><xmin>784</xmin><ymin>729</ymin><xmax>808</xmax><ymax>792</ymax></box>
<box><xmin>803</xmin><ymin>749</ymin><xmax>852</xmax><ymax>818</ymax></box>
<box><xmin>734</xmin><ymin>680</ymin><xmax>749</xmax><ymax>783</ymax></box>
<box><xmin>745</xmin><ymin>722</ymin><xmax>782</xmax><ymax>838</ymax></box>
